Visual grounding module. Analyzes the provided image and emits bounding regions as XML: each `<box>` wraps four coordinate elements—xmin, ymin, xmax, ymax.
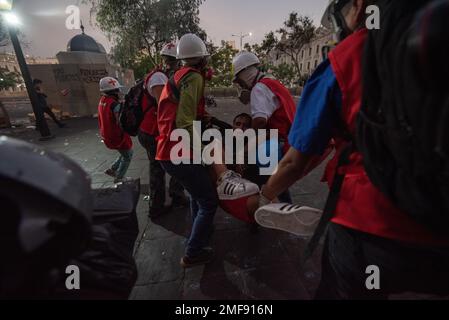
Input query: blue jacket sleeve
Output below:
<box><xmin>288</xmin><ymin>59</ymin><xmax>342</xmax><ymax>156</ymax></box>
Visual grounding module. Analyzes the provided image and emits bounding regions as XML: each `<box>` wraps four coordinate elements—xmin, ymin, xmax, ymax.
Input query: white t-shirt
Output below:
<box><xmin>250</xmin><ymin>82</ymin><xmax>279</xmax><ymax>120</ymax></box>
<box><xmin>146</xmin><ymin>72</ymin><xmax>168</xmax><ymax>98</ymax></box>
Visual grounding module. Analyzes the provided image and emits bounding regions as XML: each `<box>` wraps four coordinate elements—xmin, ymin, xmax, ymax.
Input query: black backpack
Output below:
<box><xmin>119</xmin><ymin>72</ymin><xmax>160</xmax><ymax>136</ymax></box>
<box><xmin>357</xmin><ymin>0</ymin><xmax>449</xmax><ymax>236</ymax></box>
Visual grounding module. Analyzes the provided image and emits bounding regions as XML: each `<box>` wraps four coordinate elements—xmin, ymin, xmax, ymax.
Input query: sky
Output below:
<box><xmin>6</xmin><ymin>0</ymin><xmax>328</xmax><ymax>57</ymax></box>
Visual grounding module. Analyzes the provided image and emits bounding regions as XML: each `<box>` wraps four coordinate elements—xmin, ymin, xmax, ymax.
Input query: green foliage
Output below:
<box><xmin>247</xmin><ymin>12</ymin><xmax>316</xmax><ymax>86</ymax></box>
<box><xmin>0</xmin><ymin>68</ymin><xmax>20</xmax><ymax>90</ymax></box>
<box><xmin>84</xmin><ymin>0</ymin><xmax>205</xmax><ymax>69</ymax></box>
<box><xmin>208</xmin><ymin>41</ymin><xmax>238</xmax><ymax>87</ymax></box>
<box><xmin>269</xmin><ymin>63</ymin><xmax>297</xmax><ymax>87</ymax></box>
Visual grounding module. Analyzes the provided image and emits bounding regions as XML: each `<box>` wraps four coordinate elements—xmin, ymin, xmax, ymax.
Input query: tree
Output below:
<box><xmin>276</xmin><ymin>13</ymin><xmax>315</xmax><ymax>76</ymax></box>
<box><xmin>0</xmin><ymin>18</ymin><xmax>20</xmax><ymax>91</ymax></box>
<box><xmin>269</xmin><ymin>63</ymin><xmax>296</xmax><ymax>87</ymax></box>
<box><xmin>84</xmin><ymin>0</ymin><xmax>206</xmax><ymax>69</ymax></box>
<box><xmin>0</xmin><ymin>68</ymin><xmax>21</xmax><ymax>90</ymax></box>
<box><xmin>208</xmin><ymin>41</ymin><xmax>238</xmax><ymax>87</ymax></box>
<box><xmin>246</xmin><ymin>12</ymin><xmax>316</xmax><ymax>86</ymax></box>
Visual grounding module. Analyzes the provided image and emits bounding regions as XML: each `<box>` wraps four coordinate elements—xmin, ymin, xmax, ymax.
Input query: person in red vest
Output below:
<box><xmin>254</xmin><ymin>0</ymin><xmax>449</xmax><ymax>299</ymax></box>
<box><xmin>98</xmin><ymin>77</ymin><xmax>133</xmax><ymax>183</ymax></box>
<box><xmin>156</xmin><ymin>34</ymin><xmax>219</xmax><ymax>268</ymax></box>
<box><xmin>138</xmin><ymin>43</ymin><xmax>187</xmax><ymax>218</ymax></box>
<box><xmin>228</xmin><ymin>51</ymin><xmax>297</xmax><ymax>203</ymax></box>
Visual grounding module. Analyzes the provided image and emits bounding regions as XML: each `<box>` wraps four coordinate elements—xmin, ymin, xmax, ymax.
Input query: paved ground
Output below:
<box><xmin>1</xmin><ymin>97</ymin><xmax>329</xmax><ymax>300</ymax></box>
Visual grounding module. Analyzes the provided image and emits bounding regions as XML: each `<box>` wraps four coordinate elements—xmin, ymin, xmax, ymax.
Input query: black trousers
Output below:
<box><xmin>315</xmin><ymin>223</ymin><xmax>449</xmax><ymax>300</ymax></box>
<box><xmin>43</xmin><ymin>107</ymin><xmax>63</xmax><ymax>126</ymax></box>
<box><xmin>138</xmin><ymin>131</ymin><xmax>184</xmax><ymax>209</ymax></box>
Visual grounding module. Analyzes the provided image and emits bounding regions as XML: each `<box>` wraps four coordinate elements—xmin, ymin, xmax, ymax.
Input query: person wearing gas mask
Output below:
<box><xmin>230</xmin><ymin>51</ymin><xmax>297</xmax><ymax>203</ymax></box>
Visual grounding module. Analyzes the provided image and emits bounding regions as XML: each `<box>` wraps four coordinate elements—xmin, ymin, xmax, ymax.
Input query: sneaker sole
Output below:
<box><xmin>254</xmin><ymin>206</ymin><xmax>322</xmax><ymax>237</ymax></box>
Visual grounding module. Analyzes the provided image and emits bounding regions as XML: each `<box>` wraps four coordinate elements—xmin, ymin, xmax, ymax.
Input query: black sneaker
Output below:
<box><xmin>149</xmin><ymin>205</ymin><xmax>173</xmax><ymax>219</ymax></box>
<box><xmin>181</xmin><ymin>247</ymin><xmax>214</xmax><ymax>268</ymax></box>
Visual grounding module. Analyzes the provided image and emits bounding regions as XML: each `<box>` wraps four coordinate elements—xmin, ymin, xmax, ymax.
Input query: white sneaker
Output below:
<box><xmin>217</xmin><ymin>170</ymin><xmax>260</xmax><ymax>200</ymax></box>
<box><xmin>255</xmin><ymin>203</ymin><xmax>322</xmax><ymax>237</ymax></box>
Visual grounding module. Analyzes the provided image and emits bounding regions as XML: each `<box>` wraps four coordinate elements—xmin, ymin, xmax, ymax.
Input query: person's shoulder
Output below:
<box><xmin>252</xmin><ymin>81</ymin><xmax>274</xmax><ymax>98</ymax></box>
<box><xmin>180</xmin><ymin>70</ymin><xmax>203</xmax><ymax>88</ymax></box>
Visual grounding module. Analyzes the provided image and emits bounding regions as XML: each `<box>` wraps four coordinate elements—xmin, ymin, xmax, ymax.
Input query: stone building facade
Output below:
<box><xmin>268</xmin><ymin>28</ymin><xmax>333</xmax><ymax>77</ymax></box>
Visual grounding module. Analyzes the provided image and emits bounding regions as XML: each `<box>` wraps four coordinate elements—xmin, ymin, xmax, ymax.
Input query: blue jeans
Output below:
<box><xmin>111</xmin><ymin>149</ymin><xmax>133</xmax><ymax>179</ymax></box>
<box><xmin>161</xmin><ymin>162</ymin><xmax>218</xmax><ymax>257</ymax></box>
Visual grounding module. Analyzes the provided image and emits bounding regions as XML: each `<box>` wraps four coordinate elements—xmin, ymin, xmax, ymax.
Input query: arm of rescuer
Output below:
<box><xmin>176</xmin><ymin>72</ymin><xmax>205</xmax><ymax>145</ymax></box>
<box><xmin>260</xmin><ymin>59</ymin><xmax>342</xmax><ymax>204</ymax></box>
<box><xmin>112</xmin><ymin>102</ymin><xmax>122</xmax><ymax>126</ymax></box>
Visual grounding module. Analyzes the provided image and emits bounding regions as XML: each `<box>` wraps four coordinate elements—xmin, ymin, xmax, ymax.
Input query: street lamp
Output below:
<box><xmin>231</xmin><ymin>32</ymin><xmax>253</xmax><ymax>51</ymax></box>
<box><xmin>2</xmin><ymin>2</ymin><xmax>53</xmax><ymax>140</ymax></box>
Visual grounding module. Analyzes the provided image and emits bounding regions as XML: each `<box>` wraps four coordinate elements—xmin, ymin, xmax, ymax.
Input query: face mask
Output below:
<box><xmin>238</xmin><ymin>89</ymin><xmax>251</xmax><ymax>105</ymax></box>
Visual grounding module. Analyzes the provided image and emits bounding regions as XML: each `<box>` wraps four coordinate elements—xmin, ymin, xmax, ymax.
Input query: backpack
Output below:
<box><xmin>357</xmin><ymin>0</ymin><xmax>449</xmax><ymax>236</ymax></box>
<box><xmin>119</xmin><ymin>70</ymin><xmax>161</xmax><ymax>136</ymax></box>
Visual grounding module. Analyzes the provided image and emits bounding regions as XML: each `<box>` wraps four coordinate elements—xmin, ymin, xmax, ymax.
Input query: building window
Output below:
<box><xmin>314</xmin><ymin>60</ymin><xmax>318</xmax><ymax>68</ymax></box>
<box><xmin>309</xmin><ymin>48</ymin><xmax>312</xmax><ymax>57</ymax></box>
<box><xmin>316</xmin><ymin>45</ymin><xmax>320</xmax><ymax>54</ymax></box>
<box><xmin>307</xmin><ymin>62</ymin><xmax>310</xmax><ymax>70</ymax></box>
<box><xmin>300</xmin><ymin>63</ymin><xmax>302</xmax><ymax>71</ymax></box>
<box><xmin>301</xmin><ymin>50</ymin><xmax>304</xmax><ymax>59</ymax></box>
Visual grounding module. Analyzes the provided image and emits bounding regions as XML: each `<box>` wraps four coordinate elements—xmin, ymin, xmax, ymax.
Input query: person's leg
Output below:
<box><xmin>314</xmin><ymin>223</ymin><xmax>387</xmax><ymax>300</ymax></box>
<box><xmin>204</xmin><ymin>140</ymin><xmax>259</xmax><ymax>200</ymax></box>
<box><xmin>43</xmin><ymin>107</ymin><xmax>64</xmax><ymax>127</ymax></box>
<box><xmin>110</xmin><ymin>153</ymin><xmax>123</xmax><ymax>173</ymax></box>
<box><xmin>162</xmin><ymin>163</ymin><xmax>218</xmax><ymax>260</ymax></box>
<box><xmin>138</xmin><ymin>132</ymin><xmax>169</xmax><ymax>216</ymax></box>
<box><xmin>169</xmin><ymin>176</ymin><xmax>188</xmax><ymax>207</ymax></box>
<box><xmin>115</xmin><ymin>149</ymin><xmax>133</xmax><ymax>180</ymax></box>
<box><xmin>315</xmin><ymin>223</ymin><xmax>449</xmax><ymax>299</ymax></box>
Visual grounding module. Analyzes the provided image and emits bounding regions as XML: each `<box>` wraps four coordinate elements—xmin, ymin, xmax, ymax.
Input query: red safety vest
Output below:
<box><xmin>140</xmin><ymin>69</ymin><xmax>164</xmax><ymax>136</ymax></box>
<box><xmin>327</xmin><ymin>28</ymin><xmax>448</xmax><ymax>246</ymax></box>
<box><xmin>98</xmin><ymin>95</ymin><xmax>132</xmax><ymax>151</ymax></box>
<box><xmin>258</xmin><ymin>77</ymin><xmax>296</xmax><ymax>154</ymax></box>
<box><xmin>156</xmin><ymin>67</ymin><xmax>206</xmax><ymax>161</ymax></box>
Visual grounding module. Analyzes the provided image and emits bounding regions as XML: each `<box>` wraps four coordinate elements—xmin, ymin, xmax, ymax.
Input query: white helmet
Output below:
<box><xmin>99</xmin><ymin>77</ymin><xmax>124</xmax><ymax>93</ymax></box>
<box><xmin>160</xmin><ymin>42</ymin><xmax>178</xmax><ymax>58</ymax></box>
<box><xmin>232</xmin><ymin>51</ymin><xmax>260</xmax><ymax>81</ymax></box>
<box><xmin>177</xmin><ymin>33</ymin><xmax>209</xmax><ymax>60</ymax></box>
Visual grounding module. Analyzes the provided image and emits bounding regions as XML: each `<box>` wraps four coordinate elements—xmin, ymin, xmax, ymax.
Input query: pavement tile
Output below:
<box><xmin>134</xmin><ymin>237</ymin><xmax>186</xmax><ymax>286</ymax></box>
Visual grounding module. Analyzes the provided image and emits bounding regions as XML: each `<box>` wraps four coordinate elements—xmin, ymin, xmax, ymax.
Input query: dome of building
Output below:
<box><xmin>67</xmin><ymin>25</ymin><xmax>105</xmax><ymax>54</ymax></box>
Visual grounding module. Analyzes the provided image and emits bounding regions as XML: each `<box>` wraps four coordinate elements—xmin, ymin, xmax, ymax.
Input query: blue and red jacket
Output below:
<box><xmin>289</xmin><ymin>28</ymin><xmax>449</xmax><ymax>246</ymax></box>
